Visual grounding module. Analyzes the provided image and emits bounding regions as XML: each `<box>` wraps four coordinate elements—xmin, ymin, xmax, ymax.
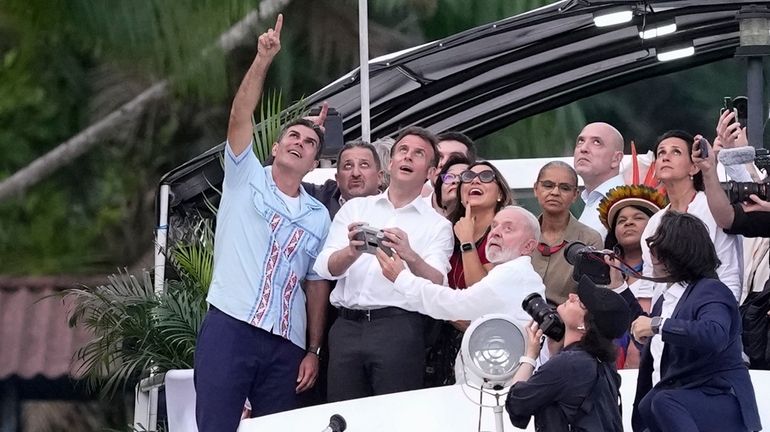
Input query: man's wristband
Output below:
<box><xmin>519</xmin><ymin>356</ymin><xmax>537</xmax><ymax>368</ymax></box>
<box><xmin>307</xmin><ymin>344</ymin><xmax>321</xmax><ymax>357</ymax></box>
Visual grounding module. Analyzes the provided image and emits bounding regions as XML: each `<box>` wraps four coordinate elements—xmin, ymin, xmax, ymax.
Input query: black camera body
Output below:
<box><xmin>721</xmin><ymin>149</ymin><xmax>770</xmax><ymax>204</ymax></box>
<box><xmin>564</xmin><ymin>241</ymin><xmax>612</xmax><ymax>285</ymax></box>
<box><xmin>522</xmin><ymin>293</ymin><xmax>565</xmax><ymax>341</ymax></box>
<box><xmin>353</xmin><ymin>224</ymin><xmax>393</xmax><ymax>256</ymax></box>
<box><xmin>722</xmin><ymin>181</ymin><xmax>770</xmax><ymax>204</ymax></box>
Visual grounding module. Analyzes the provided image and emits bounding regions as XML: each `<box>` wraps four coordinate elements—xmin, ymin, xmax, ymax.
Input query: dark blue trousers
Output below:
<box><xmin>638</xmin><ymin>387</ymin><xmax>747</xmax><ymax>432</ymax></box>
<box><xmin>194</xmin><ymin>307</ymin><xmax>304</xmax><ymax>432</ymax></box>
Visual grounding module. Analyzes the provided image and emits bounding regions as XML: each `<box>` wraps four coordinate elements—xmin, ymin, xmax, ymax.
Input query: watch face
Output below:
<box><xmin>461</xmin><ymin>242</ymin><xmax>474</xmax><ymax>252</ymax></box>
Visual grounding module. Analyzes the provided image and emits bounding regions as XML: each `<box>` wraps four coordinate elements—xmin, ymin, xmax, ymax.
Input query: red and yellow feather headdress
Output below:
<box><xmin>598</xmin><ymin>184</ymin><xmax>668</xmax><ymax>229</ymax></box>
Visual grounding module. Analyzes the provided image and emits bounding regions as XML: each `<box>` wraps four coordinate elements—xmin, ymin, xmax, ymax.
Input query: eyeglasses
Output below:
<box><xmin>537</xmin><ymin>180</ymin><xmax>577</xmax><ymax>193</ymax></box>
<box><xmin>440</xmin><ymin>173</ymin><xmax>461</xmax><ymax>184</ymax></box>
<box><xmin>460</xmin><ymin>170</ymin><xmax>496</xmax><ymax>183</ymax></box>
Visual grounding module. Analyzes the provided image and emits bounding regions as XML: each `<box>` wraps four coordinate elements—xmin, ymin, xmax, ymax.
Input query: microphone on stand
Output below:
<box><xmin>321</xmin><ymin>414</ymin><xmax>347</xmax><ymax>432</ymax></box>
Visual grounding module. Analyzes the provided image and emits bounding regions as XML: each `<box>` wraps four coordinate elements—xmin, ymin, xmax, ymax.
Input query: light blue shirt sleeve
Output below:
<box><xmin>223</xmin><ymin>140</ymin><xmax>263</xmax><ymax>189</ymax></box>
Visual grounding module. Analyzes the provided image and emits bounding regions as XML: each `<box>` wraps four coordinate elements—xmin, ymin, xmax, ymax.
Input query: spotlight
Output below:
<box><xmin>639</xmin><ymin>18</ymin><xmax>677</xmax><ymax>39</ymax></box>
<box><xmin>459</xmin><ymin>314</ymin><xmax>528</xmax><ymax>432</ymax></box>
<box><xmin>593</xmin><ymin>7</ymin><xmax>634</xmax><ymax>28</ymax></box>
<box><xmin>656</xmin><ymin>42</ymin><xmax>694</xmax><ymax>62</ymax></box>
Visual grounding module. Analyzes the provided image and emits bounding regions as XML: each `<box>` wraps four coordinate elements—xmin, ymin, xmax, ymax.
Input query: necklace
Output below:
<box><xmin>537</xmin><ymin>240</ymin><xmax>568</xmax><ymax>257</ymax></box>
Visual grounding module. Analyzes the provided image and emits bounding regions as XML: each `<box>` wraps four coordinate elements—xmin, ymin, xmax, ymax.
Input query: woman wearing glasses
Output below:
<box><xmin>448</xmin><ymin>161</ymin><xmax>514</xmax><ymax>290</ymax></box>
<box><xmin>432</xmin><ymin>154</ymin><xmax>471</xmax><ymax>217</ymax></box>
<box><xmin>424</xmin><ymin>161</ymin><xmax>513</xmax><ymax>387</ymax></box>
<box><xmin>531</xmin><ymin>161</ymin><xmax>603</xmax><ymax>305</ymax></box>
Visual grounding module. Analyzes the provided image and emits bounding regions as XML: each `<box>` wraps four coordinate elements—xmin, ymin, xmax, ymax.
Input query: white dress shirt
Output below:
<box><xmin>392</xmin><ymin>255</ymin><xmax>545</xmax><ymax>329</ymax></box>
<box><xmin>651</xmin><ymin>282</ymin><xmax>686</xmax><ymax>386</ymax></box>
<box><xmin>313</xmin><ymin>190</ymin><xmax>454</xmax><ymax>309</ymax></box>
<box><xmin>578</xmin><ymin>174</ymin><xmax>625</xmax><ymax>240</ymax></box>
<box><xmin>635</xmin><ymin>192</ymin><xmax>743</xmax><ymax>303</ymax></box>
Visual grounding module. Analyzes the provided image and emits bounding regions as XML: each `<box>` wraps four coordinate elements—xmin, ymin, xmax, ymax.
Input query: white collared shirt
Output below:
<box><xmin>651</xmin><ymin>282</ymin><xmax>686</xmax><ymax>386</ymax></box>
<box><xmin>578</xmin><ymin>174</ymin><xmax>625</xmax><ymax>240</ymax></box>
<box><xmin>635</xmin><ymin>191</ymin><xmax>743</xmax><ymax>302</ymax></box>
<box><xmin>392</xmin><ymin>255</ymin><xmax>545</xmax><ymax>328</ymax></box>
<box><xmin>313</xmin><ymin>190</ymin><xmax>454</xmax><ymax>309</ymax></box>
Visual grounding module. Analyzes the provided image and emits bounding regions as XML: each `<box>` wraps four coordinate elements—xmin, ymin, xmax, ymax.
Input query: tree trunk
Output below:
<box><xmin>0</xmin><ymin>7</ymin><xmax>279</xmax><ymax>202</ymax></box>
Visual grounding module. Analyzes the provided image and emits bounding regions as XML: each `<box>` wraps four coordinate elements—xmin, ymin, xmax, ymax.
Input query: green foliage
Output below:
<box><xmin>2</xmin><ymin>0</ymin><xmax>254</xmax><ymax>103</ymax></box>
<box><xmin>478</xmin><ymin>104</ymin><xmax>588</xmax><ymax>159</ymax></box>
<box><xmin>253</xmin><ymin>90</ymin><xmax>308</xmax><ymax>162</ymax></box>
<box><xmin>64</xmin><ymin>223</ymin><xmax>213</xmax><ymax>397</ymax></box>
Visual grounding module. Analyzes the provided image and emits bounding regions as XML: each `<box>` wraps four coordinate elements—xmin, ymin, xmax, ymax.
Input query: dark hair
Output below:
<box><xmin>336</xmin><ymin>140</ymin><xmax>382</xmax><ymax>171</ymax></box>
<box><xmin>603</xmin><ymin>204</ymin><xmax>655</xmax><ymax>251</ymax></box>
<box><xmin>645</xmin><ymin>212</ymin><xmax>720</xmax><ymax>283</ymax></box>
<box><xmin>391</xmin><ymin>126</ymin><xmax>440</xmax><ymax>168</ymax></box>
<box><xmin>434</xmin><ymin>154</ymin><xmax>472</xmax><ymax>210</ymax></box>
<box><xmin>576</xmin><ymin>312</ymin><xmax>618</xmax><ymax>363</ymax></box>
<box><xmin>536</xmin><ymin>160</ymin><xmax>579</xmax><ymax>187</ymax></box>
<box><xmin>448</xmin><ymin>161</ymin><xmax>514</xmax><ymax>225</ymax></box>
<box><xmin>653</xmin><ymin>130</ymin><xmax>703</xmax><ymax>191</ymax></box>
<box><xmin>437</xmin><ymin>131</ymin><xmax>477</xmax><ymax>163</ymax></box>
<box><xmin>277</xmin><ymin>118</ymin><xmax>325</xmax><ymax>160</ymax></box>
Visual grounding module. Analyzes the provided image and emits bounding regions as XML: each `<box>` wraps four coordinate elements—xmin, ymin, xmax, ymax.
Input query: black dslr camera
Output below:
<box><xmin>564</xmin><ymin>241</ymin><xmax>613</xmax><ymax>285</ymax></box>
<box><xmin>721</xmin><ymin>148</ymin><xmax>770</xmax><ymax>204</ymax></box>
<box><xmin>722</xmin><ymin>179</ymin><xmax>770</xmax><ymax>204</ymax></box>
<box><xmin>522</xmin><ymin>293</ymin><xmax>565</xmax><ymax>341</ymax></box>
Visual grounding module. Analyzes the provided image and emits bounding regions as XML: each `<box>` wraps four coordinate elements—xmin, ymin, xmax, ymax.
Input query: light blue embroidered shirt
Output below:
<box><xmin>206</xmin><ymin>141</ymin><xmax>331</xmax><ymax>349</ymax></box>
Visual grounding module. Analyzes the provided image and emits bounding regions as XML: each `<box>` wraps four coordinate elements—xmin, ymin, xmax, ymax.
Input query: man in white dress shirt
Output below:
<box><xmin>376</xmin><ymin>205</ymin><xmax>546</xmax><ymax>330</ymax></box>
<box><xmin>313</xmin><ymin>126</ymin><xmax>455</xmax><ymax>402</ymax></box>
<box><xmin>573</xmin><ymin>122</ymin><xmax>625</xmax><ymax>239</ymax></box>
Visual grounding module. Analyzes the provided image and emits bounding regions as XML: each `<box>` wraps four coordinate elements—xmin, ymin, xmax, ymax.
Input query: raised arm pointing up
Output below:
<box><xmin>227</xmin><ymin>14</ymin><xmax>283</xmax><ymax>155</ymax></box>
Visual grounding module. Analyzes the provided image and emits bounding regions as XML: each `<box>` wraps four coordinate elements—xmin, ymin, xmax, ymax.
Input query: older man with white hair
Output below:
<box><xmin>377</xmin><ymin>205</ymin><xmax>545</xmax><ymax>328</ymax></box>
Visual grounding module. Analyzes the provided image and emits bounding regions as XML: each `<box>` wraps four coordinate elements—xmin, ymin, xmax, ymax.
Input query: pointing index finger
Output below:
<box><xmin>465</xmin><ymin>201</ymin><xmax>472</xmax><ymax>218</ymax></box>
<box><xmin>318</xmin><ymin>102</ymin><xmax>328</xmax><ymax>125</ymax></box>
<box><xmin>274</xmin><ymin>13</ymin><xmax>283</xmax><ymax>36</ymax></box>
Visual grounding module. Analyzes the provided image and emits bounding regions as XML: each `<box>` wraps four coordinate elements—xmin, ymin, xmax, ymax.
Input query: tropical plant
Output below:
<box><xmin>253</xmin><ymin>90</ymin><xmax>308</xmax><ymax>162</ymax></box>
<box><xmin>64</xmin><ymin>218</ymin><xmax>213</xmax><ymax>397</ymax></box>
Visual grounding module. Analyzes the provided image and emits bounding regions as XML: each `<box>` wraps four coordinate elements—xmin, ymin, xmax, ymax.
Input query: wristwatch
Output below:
<box><xmin>460</xmin><ymin>242</ymin><xmax>475</xmax><ymax>253</ymax></box>
<box><xmin>650</xmin><ymin>317</ymin><xmax>663</xmax><ymax>335</ymax></box>
<box><xmin>307</xmin><ymin>344</ymin><xmax>322</xmax><ymax>357</ymax></box>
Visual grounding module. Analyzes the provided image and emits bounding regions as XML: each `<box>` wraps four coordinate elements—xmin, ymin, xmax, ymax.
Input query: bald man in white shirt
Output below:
<box><xmin>573</xmin><ymin>122</ymin><xmax>625</xmax><ymax>239</ymax></box>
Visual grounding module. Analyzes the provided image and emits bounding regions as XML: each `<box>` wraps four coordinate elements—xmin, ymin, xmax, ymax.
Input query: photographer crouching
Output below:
<box><xmin>505</xmin><ymin>276</ymin><xmax>631</xmax><ymax>432</ymax></box>
<box><xmin>695</xmin><ymin>131</ymin><xmax>770</xmax><ymax>370</ymax></box>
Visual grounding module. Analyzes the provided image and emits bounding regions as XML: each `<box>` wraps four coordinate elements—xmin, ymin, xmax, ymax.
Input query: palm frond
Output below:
<box><xmin>64</xmin><ymin>266</ymin><xmax>209</xmax><ymax>397</ymax></box>
<box><xmin>253</xmin><ymin>90</ymin><xmax>307</xmax><ymax>163</ymax></box>
<box><xmin>170</xmin><ymin>218</ymin><xmax>214</xmax><ymax>293</ymax></box>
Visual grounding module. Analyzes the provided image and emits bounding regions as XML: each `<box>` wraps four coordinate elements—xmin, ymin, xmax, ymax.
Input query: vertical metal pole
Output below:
<box><xmin>358</xmin><ymin>0</ymin><xmax>371</xmax><ymax>142</ymax></box>
<box><xmin>154</xmin><ymin>184</ymin><xmax>170</xmax><ymax>295</ymax></box>
<box><xmin>746</xmin><ymin>57</ymin><xmax>765</xmax><ymax>149</ymax></box>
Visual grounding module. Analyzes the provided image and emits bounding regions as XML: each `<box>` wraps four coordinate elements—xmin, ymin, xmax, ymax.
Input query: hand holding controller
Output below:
<box><xmin>353</xmin><ymin>224</ymin><xmax>394</xmax><ymax>256</ymax></box>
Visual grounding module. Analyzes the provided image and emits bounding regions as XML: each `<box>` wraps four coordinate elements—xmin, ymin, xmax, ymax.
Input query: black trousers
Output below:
<box><xmin>327</xmin><ymin>308</ymin><xmax>425</xmax><ymax>402</ymax></box>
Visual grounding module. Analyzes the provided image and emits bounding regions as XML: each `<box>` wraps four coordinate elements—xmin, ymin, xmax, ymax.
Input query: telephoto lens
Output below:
<box><xmin>522</xmin><ymin>293</ymin><xmax>565</xmax><ymax>341</ymax></box>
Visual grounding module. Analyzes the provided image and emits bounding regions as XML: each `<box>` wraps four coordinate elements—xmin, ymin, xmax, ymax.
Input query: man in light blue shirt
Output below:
<box><xmin>193</xmin><ymin>14</ymin><xmax>331</xmax><ymax>432</ymax></box>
